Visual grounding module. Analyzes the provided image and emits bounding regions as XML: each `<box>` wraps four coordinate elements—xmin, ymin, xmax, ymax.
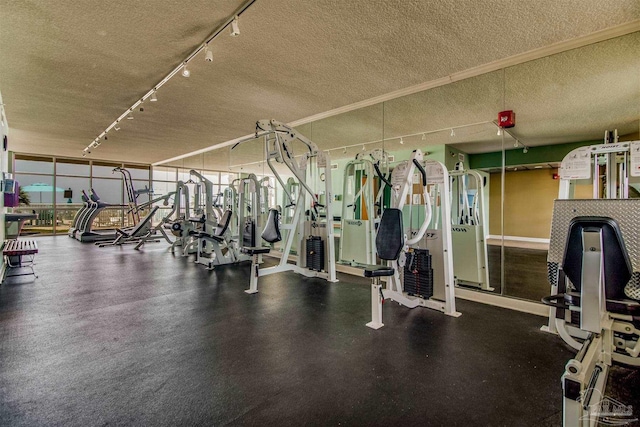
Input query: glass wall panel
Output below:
<box><xmin>14</xmin><ymin>155</ymin><xmax>54</xmax><ymax>174</ymax></box>
<box><xmin>124</xmin><ymin>165</ymin><xmax>150</xmax><ymax>180</ymax></box>
<box><xmin>92</xmin><ymin>162</ymin><xmax>122</xmax><ymax>178</ymax></box>
<box><xmin>55</xmin><ymin>176</ymin><xmax>89</xmax><ymax>234</ymax></box>
<box><xmin>56</xmin><ymin>159</ymin><xmax>90</xmax><ymax>176</ymax></box>
<box><xmin>152</xmin><ymin>166</ymin><xmax>177</xmax><ymax>182</ymax></box>
<box><xmin>14</xmin><ymin>173</ymin><xmax>55</xmax><ymax>235</ymax></box>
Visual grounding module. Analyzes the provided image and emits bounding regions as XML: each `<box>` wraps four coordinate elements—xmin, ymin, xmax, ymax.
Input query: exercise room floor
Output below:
<box><xmin>0</xmin><ymin>236</ymin><xmax>631</xmax><ymax>426</ymax></box>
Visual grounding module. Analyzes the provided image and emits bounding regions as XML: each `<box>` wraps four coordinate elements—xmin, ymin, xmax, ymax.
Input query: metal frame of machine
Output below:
<box><xmin>240</xmin><ymin>119</ymin><xmax>337</xmax><ymax>294</ymax></box>
<box><xmin>542</xmin><ymin>200</ymin><xmax>640</xmax><ymax>426</ymax></box>
<box><xmin>543</xmin><ymin>131</ymin><xmax>640</xmax><ymax>336</ymax></box>
<box><xmin>449</xmin><ymin>162</ymin><xmax>492</xmax><ymax>291</ymax></box>
<box><xmin>338</xmin><ymin>149</ymin><xmax>389</xmax><ymax>266</ymax></box>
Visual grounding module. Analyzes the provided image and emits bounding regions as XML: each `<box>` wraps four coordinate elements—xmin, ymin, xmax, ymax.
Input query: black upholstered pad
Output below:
<box><xmin>563</xmin><ymin>216</ymin><xmax>632</xmax><ymax>301</ymax></box>
<box><xmin>563</xmin><ymin>292</ymin><xmax>640</xmax><ymax>315</ymax></box>
<box><xmin>241</xmin><ymin>246</ymin><xmax>271</xmax><ymax>255</ymax></box>
<box><xmin>214</xmin><ymin>210</ymin><xmax>232</xmax><ymax>237</ymax></box>
<box><xmin>261</xmin><ymin>209</ymin><xmax>282</xmax><ymax>243</ymax></box>
<box><xmin>375</xmin><ymin>208</ymin><xmax>404</xmax><ymax>261</ymax></box>
<box><xmin>362</xmin><ymin>265</ymin><xmax>395</xmax><ymax>278</ymax></box>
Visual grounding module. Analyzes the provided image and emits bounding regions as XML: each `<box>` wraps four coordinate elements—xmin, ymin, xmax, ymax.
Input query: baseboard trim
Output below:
<box><xmin>455</xmin><ymin>287</ymin><xmax>548</xmax><ymax>317</ymax></box>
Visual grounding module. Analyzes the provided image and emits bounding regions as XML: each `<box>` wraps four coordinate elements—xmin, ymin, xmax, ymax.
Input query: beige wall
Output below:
<box><xmin>490</xmin><ymin>169</ymin><xmax>561</xmax><ymax>239</ymax></box>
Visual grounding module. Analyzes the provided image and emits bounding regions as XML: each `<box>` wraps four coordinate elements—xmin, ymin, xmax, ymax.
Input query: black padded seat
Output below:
<box><xmin>241</xmin><ymin>246</ymin><xmax>271</xmax><ymax>255</ymax></box>
<box><xmin>562</xmin><ymin>292</ymin><xmax>640</xmax><ymax>316</ymax></box>
<box><xmin>363</xmin><ymin>264</ymin><xmax>395</xmax><ymax>278</ymax></box>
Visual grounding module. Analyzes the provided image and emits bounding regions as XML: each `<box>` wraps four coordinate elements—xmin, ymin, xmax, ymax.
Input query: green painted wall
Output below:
<box><xmin>468</xmin><ymin>139</ymin><xmax>601</xmax><ymax>169</ymax></box>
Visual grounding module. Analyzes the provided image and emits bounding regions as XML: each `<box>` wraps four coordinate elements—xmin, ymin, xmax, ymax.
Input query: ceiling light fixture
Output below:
<box><xmin>114</xmin><ymin>126</ymin><xmax>120</xmax><ymax>131</ymax></box>
<box><xmin>497</xmin><ymin>129</ymin><xmax>502</xmax><ymax>136</ymax></box>
<box><xmin>205</xmin><ymin>45</ymin><xmax>213</xmax><ymax>62</ymax></box>
<box><xmin>421</xmin><ymin>133</ymin><xmax>426</xmax><ymax>141</ymax></box>
<box><xmin>399</xmin><ymin>137</ymin><xmax>404</xmax><ymax>145</ymax></box>
<box><xmin>523</xmin><ymin>147</ymin><xmax>529</xmax><ymax>154</ymax></box>
<box><xmin>230</xmin><ymin>16</ymin><xmax>240</xmax><ymax>37</ymax></box>
<box><xmin>343</xmin><ymin>147</ymin><xmax>347</xmax><ymax>154</ymax></box>
<box><xmin>450</xmin><ymin>129</ymin><xmax>455</xmax><ymax>137</ymax></box>
<box><xmin>82</xmin><ymin>0</ymin><xmax>274</xmax><ymax>156</ymax></box>
<box><xmin>362</xmin><ymin>144</ymin><xmax>366</xmax><ymax>151</ymax></box>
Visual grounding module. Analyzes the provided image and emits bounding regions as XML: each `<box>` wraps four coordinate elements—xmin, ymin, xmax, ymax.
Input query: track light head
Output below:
<box><xmin>127</xmin><ymin>112</ymin><xmax>134</xmax><ymax>120</ymax></box>
<box><xmin>497</xmin><ymin>129</ymin><xmax>502</xmax><ymax>136</ymax></box>
<box><xmin>450</xmin><ymin>129</ymin><xmax>455</xmax><ymax>137</ymax></box>
<box><xmin>422</xmin><ymin>133</ymin><xmax>426</xmax><ymax>141</ymax></box>
<box><xmin>182</xmin><ymin>65</ymin><xmax>190</xmax><ymax>77</ymax></box>
<box><xmin>205</xmin><ymin>45</ymin><xmax>213</xmax><ymax>62</ymax></box>
<box><xmin>523</xmin><ymin>147</ymin><xmax>529</xmax><ymax>154</ymax></box>
<box><xmin>150</xmin><ymin>92</ymin><xmax>157</xmax><ymax>102</ymax></box>
<box><xmin>399</xmin><ymin>137</ymin><xmax>404</xmax><ymax>145</ymax></box>
<box><xmin>139</xmin><ymin>107</ymin><xmax>144</xmax><ymax>112</ymax></box>
<box><xmin>114</xmin><ymin>126</ymin><xmax>120</xmax><ymax>131</ymax></box>
<box><xmin>230</xmin><ymin>16</ymin><xmax>240</xmax><ymax>37</ymax></box>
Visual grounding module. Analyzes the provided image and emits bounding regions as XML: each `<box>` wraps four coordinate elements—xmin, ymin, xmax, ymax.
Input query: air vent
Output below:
<box><xmin>331</xmin><ymin>163</ymin><xmax>338</xmax><ymax>170</ymax></box>
<box><xmin>388</xmin><ymin>155</ymin><xmax>395</xmax><ymax>162</ymax></box>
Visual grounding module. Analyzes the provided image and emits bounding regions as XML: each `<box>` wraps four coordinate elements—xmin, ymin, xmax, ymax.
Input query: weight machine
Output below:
<box><xmin>338</xmin><ymin>149</ymin><xmax>389</xmax><ymax>265</ymax></box>
<box><xmin>187</xmin><ymin>170</ymin><xmax>255</xmax><ymax>269</ymax></box>
<box><xmin>365</xmin><ymin>149</ymin><xmax>460</xmax><ymax>329</ymax></box>
<box><xmin>449</xmin><ymin>162</ymin><xmax>491</xmax><ymax>291</ymax></box>
<box><xmin>543</xmin><ymin>131</ymin><xmax>640</xmax><ymax>336</ymax></box>
<box><xmin>542</xmin><ymin>200</ymin><xmax>640</xmax><ymax>426</ymax></box>
<box><xmin>240</xmin><ymin>119</ymin><xmax>337</xmax><ymax>294</ymax></box>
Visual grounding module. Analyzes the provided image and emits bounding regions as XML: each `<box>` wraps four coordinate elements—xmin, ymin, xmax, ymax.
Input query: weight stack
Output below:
<box><xmin>403</xmin><ymin>249</ymin><xmax>434</xmax><ymax>299</ymax></box>
<box><xmin>306</xmin><ymin>236</ymin><xmax>325</xmax><ymax>271</ymax></box>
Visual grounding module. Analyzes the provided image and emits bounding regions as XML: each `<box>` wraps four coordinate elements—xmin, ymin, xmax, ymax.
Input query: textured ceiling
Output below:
<box><xmin>179</xmin><ymin>31</ymin><xmax>640</xmax><ymax>172</ymax></box>
<box><xmin>1</xmin><ymin>1</ymin><xmax>639</xmax><ymax>164</ymax></box>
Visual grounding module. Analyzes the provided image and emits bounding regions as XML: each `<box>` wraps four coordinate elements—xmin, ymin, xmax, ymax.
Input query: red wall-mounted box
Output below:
<box><xmin>498</xmin><ymin>110</ymin><xmax>515</xmax><ymax>128</ymax></box>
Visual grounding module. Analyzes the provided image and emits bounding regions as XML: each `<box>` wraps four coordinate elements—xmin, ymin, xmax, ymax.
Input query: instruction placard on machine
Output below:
<box><xmin>424</xmin><ymin>161</ymin><xmax>445</xmax><ymax>184</ymax></box>
<box><xmin>559</xmin><ymin>147</ymin><xmax>591</xmax><ymax>180</ymax></box>
<box><xmin>630</xmin><ymin>141</ymin><xmax>640</xmax><ymax>177</ymax></box>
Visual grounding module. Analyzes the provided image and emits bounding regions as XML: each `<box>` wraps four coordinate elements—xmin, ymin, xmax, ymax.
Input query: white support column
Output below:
<box><xmin>366</xmin><ymin>281</ymin><xmax>384</xmax><ymax>330</ymax></box>
<box><xmin>245</xmin><ymin>254</ymin><xmax>260</xmax><ymax>294</ymax></box>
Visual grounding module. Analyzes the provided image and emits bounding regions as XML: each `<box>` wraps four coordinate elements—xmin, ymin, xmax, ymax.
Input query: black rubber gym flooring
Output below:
<box><xmin>0</xmin><ymin>236</ymin><xmax>633</xmax><ymax>426</ymax></box>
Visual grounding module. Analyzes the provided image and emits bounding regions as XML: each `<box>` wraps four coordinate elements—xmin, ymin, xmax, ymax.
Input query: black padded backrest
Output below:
<box><xmin>261</xmin><ymin>209</ymin><xmax>282</xmax><ymax>243</ymax></box>
<box><xmin>562</xmin><ymin>216</ymin><xmax>632</xmax><ymax>301</ymax></box>
<box><xmin>90</xmin><ymin>189</ymin><xmax>100</xmax><ymax>202</ymax></box>
<box><xmin>376</xmin><ymin>208</ymin><xmax>404</xmax><ymax>261</ymax></box>
<box><xmin>243</xmin><ymin>219</ymin><xmax>256</xmax><ymax>248</ymax></box>
<box><xmin>214</xmin><ymin>210</ymin><xmax>232</xmax><ymax>237</ymax></box>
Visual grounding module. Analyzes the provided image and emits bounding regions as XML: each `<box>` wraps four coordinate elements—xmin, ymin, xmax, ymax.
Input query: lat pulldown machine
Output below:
<box><xmin>240</xmin><ymin>119</ymin><xmax>337</xmax><ymax>294</ymax></box>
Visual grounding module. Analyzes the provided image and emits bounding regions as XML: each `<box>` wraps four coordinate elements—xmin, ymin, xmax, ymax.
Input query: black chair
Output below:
<box><xmin>542</xmin><ymin>216</ymin><xmax>639</xmax><ymax>319</ymax></box>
